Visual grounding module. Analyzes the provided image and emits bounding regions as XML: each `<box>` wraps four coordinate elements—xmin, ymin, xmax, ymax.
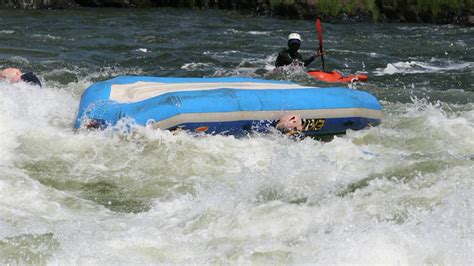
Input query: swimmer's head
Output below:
<box><xmin>0</xmin><ymin>68</ymin><xmax>22</xmax><ymax>83</ymax></box>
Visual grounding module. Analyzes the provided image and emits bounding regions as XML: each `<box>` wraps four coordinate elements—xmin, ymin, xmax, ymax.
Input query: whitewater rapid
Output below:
<box><xmin>1</xmin><ymin>9</ymin><xmax>473</xmax><ymax>263</ymax></box>
<box><xmin>1</xmin><ymin>75</ymin><xmax>472</xmax><ymax>263</ymax></box>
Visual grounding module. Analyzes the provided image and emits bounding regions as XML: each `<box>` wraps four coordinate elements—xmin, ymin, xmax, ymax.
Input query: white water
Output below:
<box><xmin>374</xmin><ymin>60</ymin><xmax>473</xmax><ymax>76</ymax></box>
<box><xmin>1</xmin><ymin>12</ymin><xmax>473</xmax><ymax>263</ymax></box>
<box><xmin>0</xmin><ymin>77</ymin><xmax>473</xmax><ymax>264</ymax></box>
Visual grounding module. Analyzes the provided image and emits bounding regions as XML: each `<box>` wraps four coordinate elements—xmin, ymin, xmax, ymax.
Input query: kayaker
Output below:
<box><xmin>275</xmin><ymin>33</ymin><xmax>323</xmax><ymax>68</ymax></box>
<box><xmin>0</xmin><ymin>68</ymin><xmax>42</xmax><ymax>87</ymax></box>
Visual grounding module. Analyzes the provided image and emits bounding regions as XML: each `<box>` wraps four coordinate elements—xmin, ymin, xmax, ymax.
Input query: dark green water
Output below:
<box><xmin>0</xmin><ymin>8</ymin><xmax>473</xmax><ymax>264</ymax></box>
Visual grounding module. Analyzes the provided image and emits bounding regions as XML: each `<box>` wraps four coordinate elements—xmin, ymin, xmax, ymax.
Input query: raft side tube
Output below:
<box><xmin>75</xmin><ymin>76</ymin><xmax>382</xmax><ymax>136</ymax></box>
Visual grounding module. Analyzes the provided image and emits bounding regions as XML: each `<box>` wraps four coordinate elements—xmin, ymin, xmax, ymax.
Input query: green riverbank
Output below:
<box><xmin>0</xmin><ymin>0</ymin><xmax>473</xmax><ymax>24</ymax></box>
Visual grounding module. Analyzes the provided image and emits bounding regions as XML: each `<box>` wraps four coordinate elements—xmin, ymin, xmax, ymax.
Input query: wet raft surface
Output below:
<box><xmin>75</xmin><ymin>76</ymin><xmax>382</xmax><ymax>136</ymax></box>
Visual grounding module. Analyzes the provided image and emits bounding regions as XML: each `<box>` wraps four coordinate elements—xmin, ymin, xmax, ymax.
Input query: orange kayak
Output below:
<box><xmin>308</xmin><ymin>70</ymin><xmax>368</xmax><ymax>83</ymax></box>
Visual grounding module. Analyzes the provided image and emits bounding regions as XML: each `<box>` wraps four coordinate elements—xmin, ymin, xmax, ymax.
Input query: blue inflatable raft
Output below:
<box><xmin>75</xmin><ymin>76</ymin><xmax>382</xmax><ymax>137</ymax></box>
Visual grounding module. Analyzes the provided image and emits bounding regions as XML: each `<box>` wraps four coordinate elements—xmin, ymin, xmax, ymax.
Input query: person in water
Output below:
<box><xmin>275</xmin><ymin>33</ymin><xmax>323</xmax><ymax>67</ymax></box>
<box><xmin>0</xmin><ymin>68</ymin><xmax>42</xmax><ymax>87</ymax></box>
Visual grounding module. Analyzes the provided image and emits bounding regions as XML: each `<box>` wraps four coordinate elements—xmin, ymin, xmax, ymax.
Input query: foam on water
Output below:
<box><xmin>181</xmin><ymin>62</ymin><xmax>215</xmax><ymax>70</ymax></box>
<box><xmin>31</xmin><ymin>34</ymin><xmax>63</xmax><ymax>41</ymax></box>
<box><xmin>224</xmin><ymin>29</ymin><xmax>272</xmax><ymax>36</ymax></box>
<box><xmin>135</xmin><ymin>48</ymin><xmax>149</xmax><ymax>53</ymax></box>
<box><xmin>0</xmin><ymin>11</ymin><xmax>473</xmax><ymax>263</ymax></box>
<box><xmin>0</xmin><ymin>83</ymin><xmax>74</xmax><ymax>165</ymax></box>
<box><xmin>374</xmin><ymin>60</ymin><xmax>473</xmax><ymax>76</ymax></box>
<box><xmin>1</xmin><ymin>75</ymin><xmax>472</xmax><ymax>263</ymax></box>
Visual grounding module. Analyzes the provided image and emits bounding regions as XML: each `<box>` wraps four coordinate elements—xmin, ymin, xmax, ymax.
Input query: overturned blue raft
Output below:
<box><xmin>75</xmin><ymin>76</ymin><xmax>382</xmax><ymax>136</ymax></box>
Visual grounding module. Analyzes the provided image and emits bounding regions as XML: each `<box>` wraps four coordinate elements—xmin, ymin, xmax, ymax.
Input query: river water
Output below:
<box><xmin>0</xmin><ymin>8</ymin><xmax>473</xmax><ymax>264</ymax></box>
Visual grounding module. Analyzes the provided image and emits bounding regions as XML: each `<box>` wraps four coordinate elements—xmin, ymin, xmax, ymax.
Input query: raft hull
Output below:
<box><xmin>75</xmin><ymin>76</ymin><xmax>382</xmax><ymax>136</ymax></box>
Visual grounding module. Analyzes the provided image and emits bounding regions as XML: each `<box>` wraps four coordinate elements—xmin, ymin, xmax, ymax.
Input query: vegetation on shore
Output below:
<box><xmin>0</xmin><ymin>0</ymin><xmax>472</xmax><ymax>24</ymax></box>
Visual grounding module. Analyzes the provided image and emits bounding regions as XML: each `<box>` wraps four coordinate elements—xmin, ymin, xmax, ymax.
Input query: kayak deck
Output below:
<box><xmin>308</xmin><ymin>70</ymin><xmax>368</xmax><ymax>83</ymax></box>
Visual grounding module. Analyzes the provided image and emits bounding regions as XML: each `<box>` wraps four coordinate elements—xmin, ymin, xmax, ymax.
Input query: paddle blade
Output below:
<box><xmin>316</xmin><ymin>18</ymin><xmax>325</xmax><ymax>71</ymax></box>
<box><xmin>316</xmin><ymin>18</ymin><xmax>323</xmax><ymax>49</ymax></box>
